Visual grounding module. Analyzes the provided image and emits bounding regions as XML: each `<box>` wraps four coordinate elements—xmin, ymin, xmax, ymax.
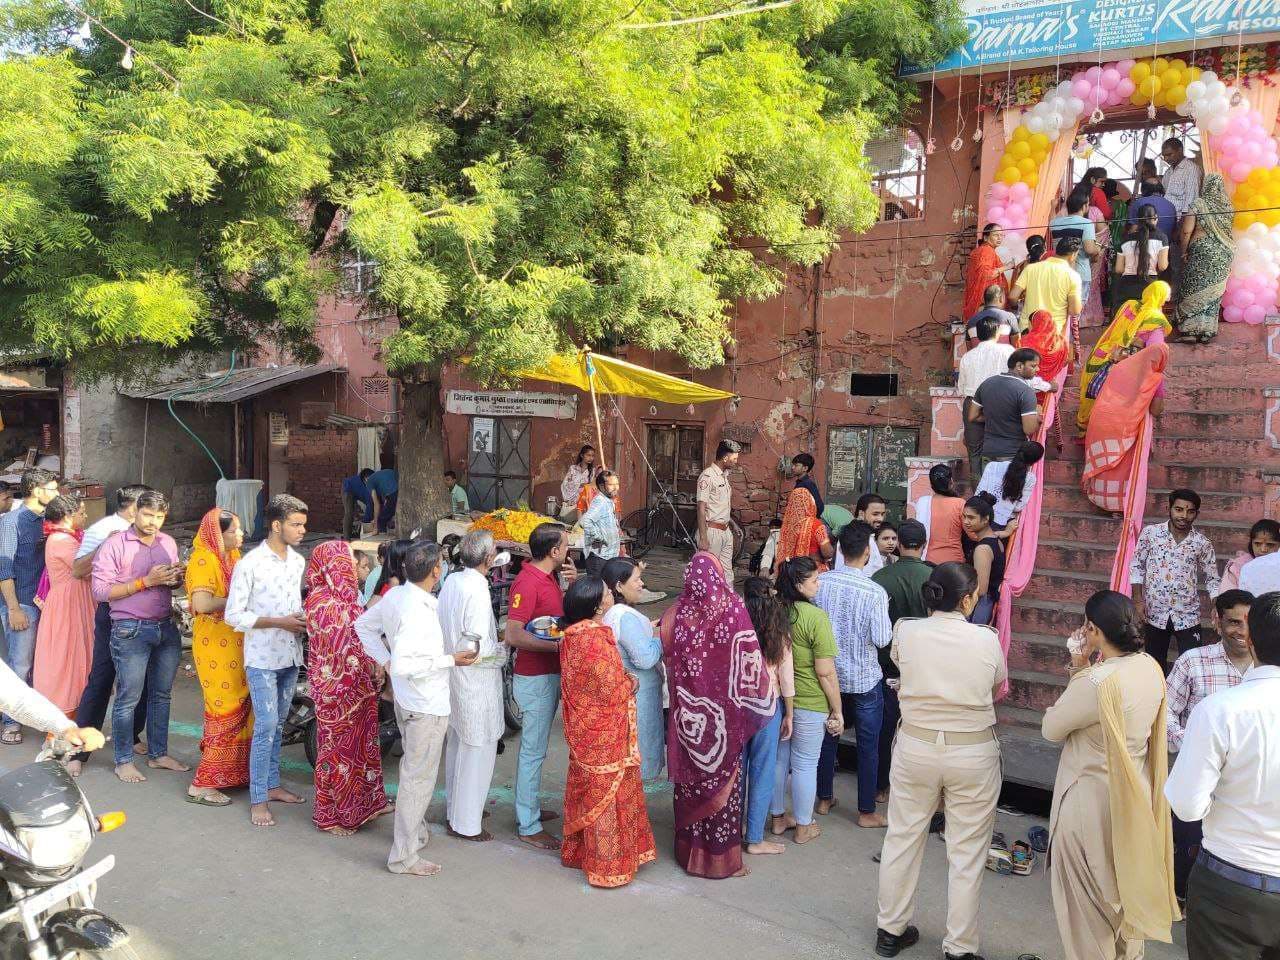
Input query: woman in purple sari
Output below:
<box><xmin>661</xmin><ymin>552</ymin><xmax>774</xmax><ymax>878</ymax></box>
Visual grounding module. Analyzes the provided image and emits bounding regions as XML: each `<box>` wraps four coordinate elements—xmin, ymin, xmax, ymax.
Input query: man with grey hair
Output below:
<box><xmin>437</xmin><ymin>530</ymin><xmax>506</xmax><ymax>841</ymax></box>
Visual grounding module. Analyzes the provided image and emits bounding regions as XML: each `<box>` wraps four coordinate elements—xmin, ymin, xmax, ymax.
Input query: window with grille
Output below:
<box><xmin>867</xmin><ymin>128</ymin><xmax>926</xmax><ymax>223</ymax></box>
<box><xmin>341</xmin><ymin>252</ymin><xmax>380</xmax><ymax>297</ymax></box>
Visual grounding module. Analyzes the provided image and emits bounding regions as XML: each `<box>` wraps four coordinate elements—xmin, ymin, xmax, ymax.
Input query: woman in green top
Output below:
<box><xmin>769</xmin><ymin>557</ymin><xmax>844</xmax><ymax>844</ymax></box>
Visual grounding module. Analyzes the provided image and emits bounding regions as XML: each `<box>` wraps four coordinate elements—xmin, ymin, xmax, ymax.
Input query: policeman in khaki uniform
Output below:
<box><xmin>696</xmin><ymin>440</ymin><xmax>740</xmax><ymax>584</ymax></box>
<box><xmin>874</xmin><ymin>562</ymin><xmax>1007</xmax><ymax>960</ymax></box>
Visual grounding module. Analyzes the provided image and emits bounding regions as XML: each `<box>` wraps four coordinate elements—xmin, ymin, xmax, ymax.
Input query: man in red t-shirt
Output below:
<box><xmin>503</xmin><ymin>522</ymin><xmax>577</xmax><ymax>850</ymax></box>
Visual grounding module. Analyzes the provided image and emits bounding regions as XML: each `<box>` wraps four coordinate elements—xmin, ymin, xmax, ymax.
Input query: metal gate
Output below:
<box><xmin>825</xmin><ymin>425</ymin><xmax>919</xmax><ymax>520</ymax></box>
<box><xmin>467</xmin><ymin>417</ymin><xmax>531</xmax><ymax>511</ymax></box>
<box><xmin>645</xmin><ymin>424</ymin><xmax>704</xmax><ymax>540</ymax></box>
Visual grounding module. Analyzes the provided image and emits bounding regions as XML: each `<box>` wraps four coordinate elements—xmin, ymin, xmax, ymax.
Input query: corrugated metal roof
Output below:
<box><xmin>120</xmin><ymin>364</ymin><xmax>344</xmax><ymax>403</ymax></box>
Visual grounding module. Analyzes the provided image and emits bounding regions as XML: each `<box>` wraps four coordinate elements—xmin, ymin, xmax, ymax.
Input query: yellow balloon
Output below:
<box><xmin>1029</xmin><ymin>132</ymin><xmax>1050</xmax><ymax>152</ymax></box>
<box><xmin>1140</xmin><ymin>76</ymin><xmax>1163</xmax><ymax>96</ymax></box>
<box><xmin>1236</xmin><ymin>185</ymin><xmax>1255</xmax><ymax>206</ymax></box>
<box><xmin>1267</xmin><ymin>209</ymin><xmax>1280</xmax><ymax>228</ymax></box>
<box><xmin>1154</xmin><ymin>57</ymin><xmax>1169</xmax><ymax>72</ymax></box>
<box><xmin>1248</xmin><ymin>168</ymin><xmax>1267</xmax><ymax>186</ymax></box>
<box><xmin>1169</xmin><ymin>58</ymin><xmax>1188</xmax><ymax>71</ymax></box>
<box><xmin>1024</xmin><ymin>171</ymin><xmax>1039</xmax><ymax>189</ymax></box>
<box><xmin>1166</xmin><ymin>84</ymin><xmax>1186</xmax><ymax>106</ymax></box>
<box><xmin>1131</xmin><ymin>91</ymin><xmax>1148</xmax><ymax>106</ymax></box>
<box><xmin>1031</xmin><ymin>149</ymin><xmax>1048</xmax><ymax>165</ymax></box>
<box><xmin>1017</xmin><ymin>157</ymin><xmax>1037</xmax><ymax>174</ymax></box>
<box><xmin>1012</xmin><ymin>125</ymin><xmax>1031</xmax><ymax>142</ymax></box>
<box><xmin>1187</xmin><ymin>65</ymin><xmax>1203</xmax><ymax>82</ymax></box>
<box><xmin>1000</xmin><ymin>166</ymin><xmax>1020</xmax><ymax>185</ymax></box>
<box><xmin>1163</xmin><ymin>67</ymin><xmax>1183</xmax><ymax>88</ymax></box>
<box><xmin>1009</xmin><ymin>140</ymin><xmax>1030</xmax><ymax>159</ymax></box>
<box><xmin>1131</xmin><ymin>61</ymin><xmax>1152</xmax><ymax>82</ymax></box>
<box><xmin>1152</xmin><ymin>90</ymin><xmax>1168</xmax><ymax>109</ymax></box>
<box><xmin>1236</xmin><ymin>212</ymin><xmax>1255</xmax><ymax>230</ymax></box>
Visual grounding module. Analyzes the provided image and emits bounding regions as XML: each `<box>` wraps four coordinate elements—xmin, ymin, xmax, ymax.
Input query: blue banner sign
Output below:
<box><xmin>903</xmin><ymin>0</ymin><xmax>1280</xmax><ymax>74</ymax></box>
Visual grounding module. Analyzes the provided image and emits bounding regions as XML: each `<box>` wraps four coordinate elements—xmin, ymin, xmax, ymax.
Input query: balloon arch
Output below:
<box><xmin>983</xmin><ymin>57</ymin><xmax>1280</xmax><ymax>325</ymax></box>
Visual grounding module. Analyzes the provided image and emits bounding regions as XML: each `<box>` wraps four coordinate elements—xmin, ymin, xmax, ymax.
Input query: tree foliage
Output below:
<box><xmin>0</xmin><ymin>0</ymin><xmax>962</xmax><ymax>385</ymax></box>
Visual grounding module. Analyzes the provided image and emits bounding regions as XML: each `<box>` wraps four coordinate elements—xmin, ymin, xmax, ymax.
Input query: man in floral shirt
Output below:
<box><xmin>1130</xmin><ymin>489</ymin><xmax>1220</xmax><ymax>674</ymax></box>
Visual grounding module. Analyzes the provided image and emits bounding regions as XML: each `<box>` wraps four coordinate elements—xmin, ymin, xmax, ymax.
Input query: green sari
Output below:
<box><xmin>1175</xmin><ymin>174</ymin><xmax>1235</xmax><ymax>339</ymax></box>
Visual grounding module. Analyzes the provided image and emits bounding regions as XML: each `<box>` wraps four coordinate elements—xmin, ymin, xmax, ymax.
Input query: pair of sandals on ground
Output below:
<box><xmin>986</xmin><ymin>824</ymin><xmax>1048</xmax><ymax>877</ymax></box>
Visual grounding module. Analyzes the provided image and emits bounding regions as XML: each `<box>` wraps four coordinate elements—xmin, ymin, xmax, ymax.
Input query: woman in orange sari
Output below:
<box><xmin>772</xmin><ymin>487</ymin><xmax>833</xmax><ymax>576</ymax></box>
<box><xmin>964</xmin><ymin>223</ymin><xmax>1008</xmax><ymax>320</ymax></box>
<box><xmin>1082</xmin><ymin>342</ymin><xmax>1169</xmax><ymax>514</ymax></box>
<box><xmin>559</xmin><ymin>575</ymin><xmax>656</xmax><ymax>888</ymax></box>
<box><xmin>185</xmin><ymin>508</ymin><xmax>250</xmax><ymax>806</ymax></box>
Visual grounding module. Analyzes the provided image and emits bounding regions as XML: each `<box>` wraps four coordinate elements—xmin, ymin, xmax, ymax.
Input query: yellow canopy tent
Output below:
<box><xmin>514</xmin><ymin>349</ymin><xmax>735</xmax><ymax>471</ymax></box>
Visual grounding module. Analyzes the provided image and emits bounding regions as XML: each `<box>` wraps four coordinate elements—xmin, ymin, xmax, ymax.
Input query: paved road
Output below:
<box><xmin>54</xmin><ymin>659</ymin><xmax>1187</xmax><ymax>960</ymax></box>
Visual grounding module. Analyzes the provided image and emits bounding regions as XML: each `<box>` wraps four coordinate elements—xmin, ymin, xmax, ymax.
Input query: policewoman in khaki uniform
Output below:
<box><xmin>875</xmin><ymin>562</ymin><xmax>1007</xmax><ymax>960</ymax></box>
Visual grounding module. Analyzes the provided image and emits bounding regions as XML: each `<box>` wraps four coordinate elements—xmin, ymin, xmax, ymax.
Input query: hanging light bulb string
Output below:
<box><xmin>63</xmin><ymin>1</ymin><xmax>181</xmax><ymax>88</ymax></box>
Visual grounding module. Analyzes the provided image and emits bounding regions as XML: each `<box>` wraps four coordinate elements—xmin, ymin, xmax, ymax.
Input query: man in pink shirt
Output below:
<box><xmin>91</xmin><ymin>490</ymin><xmax>189</xmax><ymax>784</ymax></box>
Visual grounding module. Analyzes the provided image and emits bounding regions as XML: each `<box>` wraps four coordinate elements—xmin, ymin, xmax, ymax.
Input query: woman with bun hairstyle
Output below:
<box><xmin>875</xmin><ymin>562</ymin><xmax>1007</xmax><ymax>960</ymax></box>
<box><xmin>909</xmin><ymin>463</ymin><xmax>966</xmax><ymax>564</ymax></box>
<box><xmin>1042</xmin><ymin>590</ymin><xmax>1177</xmax><ymax>960</ymax></box>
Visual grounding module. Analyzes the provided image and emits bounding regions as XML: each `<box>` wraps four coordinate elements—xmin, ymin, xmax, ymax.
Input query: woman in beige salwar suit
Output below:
<box><xmin>1042</xmin><ymin>590</ymin><xmax>1180</xmax><ymax>960</ymax></box>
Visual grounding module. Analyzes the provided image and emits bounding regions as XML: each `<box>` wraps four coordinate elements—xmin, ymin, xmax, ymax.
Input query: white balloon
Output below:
<box><xmin>1185</xmin><ymin>80</ymin><xmax>1205</xmax><ymax>100</ymax></box>
<box><xmin>1027</xmin><ymin>114</ymin><xmax>1046</xmax><ymax>133</ymax></box>
<box><xmin>1046</xmin><ymin>112</ymin><xmax>1063</xmax><ymax>130</ymax></box>
<box><xmin>1201</xmin><ymin>71</ymin><xmax>1218</xmax><ymax>84</ymax></box>
<box><xmin>1208</xmin><ymin>115</ymin><xmax>1229</xmax><ymax>135</ymax></box>
<box><xmin>1067</xmin><ymin>97</ymin><xmax>1085</xmax><ymax>116</ymax></box>
<box><xmin>1046</xmin><ymin>127</ymin><xmax>1061</xmax><ymax>142</ymax></box>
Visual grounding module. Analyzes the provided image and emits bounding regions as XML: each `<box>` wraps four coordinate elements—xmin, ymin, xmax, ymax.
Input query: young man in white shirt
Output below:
<box><xmin>356</xmin><ymin>541</ymin><xmax>478</xmax><ymax>876</ymax></box>
<box><xmin>1165</xmin><ymin>590</ymin><xmax>1280</xmax><ymax>959</ymax></box>
<box><xmin>437</xmin><ymin>530</ymin><xmax>505</xmax><ymax>842</ymax></box>
<box><xmin>69</xmin><ymin>484</ymin><xmax>152</xmax><ymax>776</ymax></box>
<box><xmin>225</xmin><ymin>494</ymin><xmax>308</xmax><ymax>828</ymax></box>
<box><xmin>957</xmin><ymin>314</ymin><xmax>1016</xmax><ymax>478</ymax></box>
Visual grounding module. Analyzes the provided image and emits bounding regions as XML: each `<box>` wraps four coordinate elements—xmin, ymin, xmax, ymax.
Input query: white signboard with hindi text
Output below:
<box><xmin>446</xmin><ymin>390</ymin><xmax>578</xmax><ymax>420</ymax></box>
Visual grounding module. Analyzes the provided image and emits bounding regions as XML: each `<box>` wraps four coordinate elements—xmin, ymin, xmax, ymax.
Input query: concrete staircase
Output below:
<box><xmin>997</xmin><ymin>319</ymin><xmax>1276</xmax><ymax>789</ymax></box>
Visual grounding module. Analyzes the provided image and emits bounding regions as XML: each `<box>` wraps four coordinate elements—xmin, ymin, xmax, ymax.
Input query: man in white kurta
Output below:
<box><xmin>438</xmin><ymin>530</ymin><xmax>506</xmax><ymax>841</ymax></box>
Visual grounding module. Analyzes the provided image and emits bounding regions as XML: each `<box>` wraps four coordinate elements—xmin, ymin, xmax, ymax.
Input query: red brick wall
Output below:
<box><xmin>284</xmin><ymin>427</ymin><xmax>357</xmax><ymax>533</ymax></box>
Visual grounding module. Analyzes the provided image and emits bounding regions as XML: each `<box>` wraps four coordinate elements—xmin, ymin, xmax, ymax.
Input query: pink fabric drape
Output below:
<box><xmin>1108</xmin><ymin>414</ymin><xmax>1153</xmax><ymax>596</ymax></box>
<box><xmin>994</xmin><ymin>390</ymin><xmax>1058</xmax><ymax>700</ymax></box>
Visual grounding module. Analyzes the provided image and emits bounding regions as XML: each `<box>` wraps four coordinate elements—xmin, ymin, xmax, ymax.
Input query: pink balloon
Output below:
<box><xmin>1086</xmin><ymin>66</ymin><xmax>1103</xmax><ymax>82</ymax></box>
<box><xmin>1071</xmin><ymin>77</ymin><xmax>1092</xmax><ymax>100</ymax></box>
<box><xmin>1224</xmin><ymin>304</ymin><xmax>1245</xmax><ymax>323</ymax></box>
<box><xmin>1234</xmin><ymin>288</ymin><xmax>1256</xmax><ymax>307</ymax></box>
<box><xmin>990</xmin><ymin>182</ymin><xmax>1010</xmax><ymax>202</ymax></box>
<box><xmin>1116</xmin><ymin>58</ymin><xmax>1136</xmax><ymax>72</ymax></box>
<box><xmin>1116</xmin><ymin>77</ymin><xmax>1136</xmax><ymax>97</ymax></box>
<box><xmin>1221</xmin><ymin>134</ymin><xmax>1242</xmax><ymax>155</ymax></box>
<box><xmin>1100</xmin><ymin>67</ymin><xmax>1121</xmax><ymax>90</ymax></box>
<box><xmin>1010</xmin><ymin>181</ymin><xmax>1031</xmax><ymax>199</ymax></box>
<box><xmin>1229</xmin><ymin>162</ymin><xmax>1252</xmax><ymax>182</ymax></box>
<box><xmin>1244</xmin><ymin>304</ymin><xmax>1267</xmax><ymax>324</ymax></box>
<box><xmin>988</xmin><ymin>205</ymin><xmax>1007</xmax><ymax>223</ymax></box>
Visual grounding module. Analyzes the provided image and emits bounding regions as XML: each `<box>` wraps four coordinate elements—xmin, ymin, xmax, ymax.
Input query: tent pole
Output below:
<box><xmin>589</xmin><ymin>372</ymin><xmax>607</xmax><ymax>473</ymax></box>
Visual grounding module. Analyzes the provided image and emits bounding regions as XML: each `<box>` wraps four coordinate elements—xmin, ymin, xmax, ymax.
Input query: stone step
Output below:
<box><xmin>996</xmin><ymin>703</ymin><xmax>1049</xmax><ymax>733</ymax></box>
<box><xmin>1041</xmin><ymin>483</ymin><xmax>1265</xmax><ymax>522</ymax></box>
<box><xmin>1155</xmin><ymin>410</ymin><xmax>1265</xmax><ymax>436</ymax></box>
<box><xmin>1060</xmin><ymin>384</ymin><xmax>1262</xmax><ymax>411</ymax></box>
<box><xmin>994</xmin><ymin>722</ymin><xmax>1062</xmax><ymax>790</ymax></box>
<box><xmin>1034</xmin><ymin>537</ymin><xmax>1115</xmax><ymax>574</ymax></box>
<box><xmin>1008</xmin><ymin>631</ymin><xmax>1071</xmax><ymax>674</ymax></box>
<box><xmin>1040</xmin><ymin>511</ymin><xmax>1250</xmax><ymax>556</ymax></box>
<box><xmin>1005</xmin><ymin>668</ymin><xmax>1068</xmax><ymax>713</ymax></box>
<box><xmin>1044</xmin><ymin>459</ymin><xmax>1264</xmax><ymax>494</ymax></box>
<box><xmin>1024</xmin><ymin>568</ymin><xmax>1115</xmax><ymax>604</ymax></box>
<box><xmin>1011</xmin><ymin>597</ymin><xmax>1088</xmax><ymax>636</ymax></box>
<box><xmin>1055</xmin><ymin>434</ymin><xmax>1272</xmax><ymax>465</ymax></box>
<box><xmin>1078</xmin><ymin>319</ymin><xmax>1266</xmax><ymax>345</ymax></box>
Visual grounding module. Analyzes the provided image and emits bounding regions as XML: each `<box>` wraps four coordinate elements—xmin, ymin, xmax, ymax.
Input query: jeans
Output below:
<box><xmin>771</xmin><ymin>708</ymin><xmax>826</xmax><ymax>826</ymax></box>
<box><xmin>1079</xmin><ymin>277</ymin><xmax>1091</xmax><ymax>306</ymax></box>
<box><xmin>513</xmin><ymin>673</ymin><xmax>561</xmax><ymax>836</ymax></box>
<box><xmin>741</xmin><ymin>703</ymin><xmax>782</xmax><ymax>844</ymax></box>
<box><xmin>962</xmin><ymin>397</ymin><xmax>984</xmax><ymax>480</ymax></box>
<box><xmin>74</xmin><ymin>602</ymin><xmax>146</xmax><ymax>762</ymax></box>
<box><xmin>376</xmin><ymin>492</ymin><xmax>398</xmax><ymax>533</ymax></box>
<box><xmin>0</xmin><ymin>603</ymin><xmax>39</xmax><ymax>727</ymax></box>
<box><xmin>878</xmin><ymin>681</ymin><xmax>900</xmax><ymax>792</ymax></box>
<box><xmin>1145</xmin><ymin>618</ymin><xmax>1202</xmax><ymax>676</ymax></box>
<box><xmin>245</xmin><ymin>665</ymin><xmax>299</xmax><ymax>805</ymax></box>
<box><xmin>108</xmin><ymin>617</ymin><xmax>181</xmax><ymax>766</ymax></box>
<box><xmin>818</xmin><ymin>687</ymin><xmax>884</xmax><ymax>814</ymax></box>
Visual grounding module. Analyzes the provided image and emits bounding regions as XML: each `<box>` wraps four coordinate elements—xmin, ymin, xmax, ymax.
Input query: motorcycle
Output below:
<box><xmin>281</xmin><ymin>639</ymin><xmax>399</xmax><ymax>769</ymax></box>
<box><xmin>0</xmin><ymin>740</ymin><xmax>132</xmax><ymax>960</ymax></box>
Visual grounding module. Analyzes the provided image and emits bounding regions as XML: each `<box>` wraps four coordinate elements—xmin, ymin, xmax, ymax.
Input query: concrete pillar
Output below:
<box><xmin>905</xmin><ymin>455</ymin><xmax>963</xmax><ymax>509</ymax></box>
<box><xmin>929</xmin><ymin>386</ymin><xmax>966</xmax><ymax>460</ymax></box>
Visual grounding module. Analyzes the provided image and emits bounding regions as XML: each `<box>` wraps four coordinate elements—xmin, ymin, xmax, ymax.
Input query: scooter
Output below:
<box><xmin>0</xmin><ymin>740</ymin><xmax>132</xmax><ymax>960</ymax></box>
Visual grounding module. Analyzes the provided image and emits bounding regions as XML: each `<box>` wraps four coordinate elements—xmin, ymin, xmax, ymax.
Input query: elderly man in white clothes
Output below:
<box><xmin>438</xmin><ymin>530</ymin><xmax>507</xmax><ymax>842</ymax></box>
<box><xmin>356</xmin><ymin>541</ymin><xmax>478</xmax><ymax>877</ymax></box>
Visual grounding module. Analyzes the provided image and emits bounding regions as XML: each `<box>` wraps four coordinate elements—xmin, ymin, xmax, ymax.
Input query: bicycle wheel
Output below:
<box><xmin>621</xmin><ymin>508</ymin><xmax>655</xmax><ymax>559</ymax></box>
<box><xmin>730</xmin><ymin>518</ymin><xmax>750</xmax><ymax>565</ymax></box>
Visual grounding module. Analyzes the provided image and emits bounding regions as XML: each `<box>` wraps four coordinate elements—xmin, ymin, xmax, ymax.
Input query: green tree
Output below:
<box><xmin>0</xmin><ymin>0</ymin><xmax>961</xmax><ymax>530</ymax></box>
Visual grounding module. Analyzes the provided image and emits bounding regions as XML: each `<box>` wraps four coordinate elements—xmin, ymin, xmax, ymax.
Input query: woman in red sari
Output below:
<box><xmin>664</xmin><ymin>552</ymin><xmax>774</xmax><ymax>878</ymax></box>
<box><xmin>1082</xmin><ymin>342</ymin><xmax>1169</xmax><ymax>514</ymax></box>
<box><xmin>303</xmin><ymin>540</ymin><xmax>391</xmax><ymax>835</ymax></box>
<box><xmin>963</xmin><ymin>223</ymin><xmax>1008</xmax><ymax>320</ymax></box>
<box><xmin>772</xmin><ymin>487</ymin><xmax>833</xmax><ymax>576</ymax></box>
<box><xmin>1022</xmin><ymin>309</ymin><xmax>1070</xmax><ymax>389</ymax></box>
<box><xmin>559</xmin><ymin>575</ymin><xmax>656</xmax><ymax>888</ymax></box>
